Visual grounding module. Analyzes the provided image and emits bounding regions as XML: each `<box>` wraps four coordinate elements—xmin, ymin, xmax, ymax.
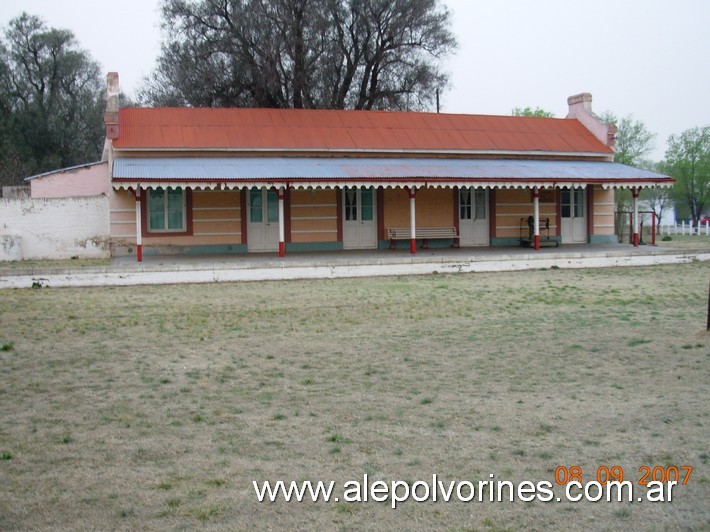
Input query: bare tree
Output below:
<box><xmin>642</xmin><ymin>161</ymin><xmax>674</xmax><ymax>232</ymax></box>
<box><xmin>141</xmin><ymin>0</ymin><xmax>456</xmax><ymax>110</ymax></box>
<box><xmin>600</xmin><ymin>112</ymin><xmax>657</xmax><ymax>242</ymax></box>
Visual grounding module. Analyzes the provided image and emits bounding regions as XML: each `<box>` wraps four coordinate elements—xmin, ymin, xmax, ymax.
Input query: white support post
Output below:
<box><xmin>135</xmin><ymin>186</ymin><xmax>143</xmax><ymax>262</ymax></box>
<box><xmin>278</xmin><ymin>186</ymin><xmax>285</xmax><ymax>258</ymax></box>
<box><xmin>409</xmin><ymin>186</ymin><xmax>416</xmax><ymax>254</ymax></box>
<box><xmin>533</xmin><ymin>186</ymin><xmax>540</xmax><ymax>251</ymax></box>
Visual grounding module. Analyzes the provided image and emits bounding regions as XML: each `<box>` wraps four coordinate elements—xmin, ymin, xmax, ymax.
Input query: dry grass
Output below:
<box><xmin>656</xmin><ymin>233</ymin><xmax>710</xmax><ymax>249</ymax></box>
<box><xmin>0</xmin><ymin>257</ymin><xmax>111</xmax><ymax>271</ymax></box>
<box><xmin>0</xmin><ymin>263</ymin><xmax>708</xmax><ymax>530</ymax></box>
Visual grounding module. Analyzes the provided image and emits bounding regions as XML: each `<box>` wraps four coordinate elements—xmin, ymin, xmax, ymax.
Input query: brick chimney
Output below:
<box><xmin>104</xmin><ymin>72</ymin><xmax>119</xmax><ymax>140</ymax></box>
<box><xmin>566</xmin><ymin>92</ymin><xmax>616</xmax><ymax>152</ymax></box>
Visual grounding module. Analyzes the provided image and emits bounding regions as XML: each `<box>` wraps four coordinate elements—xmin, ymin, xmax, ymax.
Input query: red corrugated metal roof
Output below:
<box><xmin>112</xmin><ymin>107</ymin><xmax>613</xmax><ymax>154</ymax></box>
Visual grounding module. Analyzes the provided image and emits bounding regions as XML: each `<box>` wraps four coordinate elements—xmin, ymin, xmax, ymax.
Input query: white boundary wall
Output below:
<box><xmin>0</xmin><ymin>196</ymin><xmax>110</xmax><ymax>260</ymax></box>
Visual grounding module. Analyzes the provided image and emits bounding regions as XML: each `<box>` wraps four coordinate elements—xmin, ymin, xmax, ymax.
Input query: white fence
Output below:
<box><xmin>0</xmin><ymin>195</ymin><xmax>110</xmax><ymax>260</ymax></box>
<box><xmin>660</xmin><ymin>221</ymin><xmax>710</xmax><ymax>236</ymax></box>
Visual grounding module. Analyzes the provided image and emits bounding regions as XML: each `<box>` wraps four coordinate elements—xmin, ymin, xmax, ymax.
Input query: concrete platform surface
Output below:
<box><xmin>1</xmin><ymin>244</ymin><xmax>708</xmax><ymax>288</ymax></box>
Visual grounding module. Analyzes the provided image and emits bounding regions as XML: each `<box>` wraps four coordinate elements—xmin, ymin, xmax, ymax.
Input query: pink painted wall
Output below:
<box><xmin>30</xmin><ymin>162</ymin><xmax>110</xmax><ymax>198</ymax></box>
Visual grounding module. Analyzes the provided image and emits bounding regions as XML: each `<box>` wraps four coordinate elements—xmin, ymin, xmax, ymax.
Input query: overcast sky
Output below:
<box><xmin>1</xmin><ymin>0</ymin><xmax>709</xmax><ymax>161</ymax></box>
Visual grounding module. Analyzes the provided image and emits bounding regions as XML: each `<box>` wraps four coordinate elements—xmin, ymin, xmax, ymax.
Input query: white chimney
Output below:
<box><xmin>104</xmin><ymin>72</ymin><xmax>119</xmax><ymax>140</ymax></box>
<box><xmin>566</xmin><ymin>92</ymin><xmax>616</xmax><ymax>151</ymax></box>
<box><xmin>567</xmin><ymin>93</ymin><xmax>593</xmax><ymax>115</ymax></box>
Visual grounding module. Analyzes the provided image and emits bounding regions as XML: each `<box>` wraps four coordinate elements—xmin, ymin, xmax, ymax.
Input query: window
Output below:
<box><xmin>573</xmin><ymin>188</ymin><xmax>585</xmax><ymax>218</ymax></box>
<box><xmin>266</xmin><ymin>189</ymin><xmax>279</xmax><ymax>223</ymax></box>
<box><xmin>250</xmin><ymin>188</ymin><xmax>279</xmax><ymax>223</ymax></box>
<box><xmin>474</xmin><ymin>189</ymin><xmax>487</xmax><ymax>220</ymax></box>
<box><xmin>360</xmin><ymin>187</ymin><xmax>373</xmax><ymax>221</ymax></box>
<box><xmin>459</xmin><ymin>188</ymin><xmax>472</xmax><ymax>220</ymax></box>
<box><xmin>344</xmin><ymin>187</ymin><xmax>374</xmax><ymax>221</ymax></box>
<box><xmin>561</xmin><ymin>189</ymin><xmax>571</xmax><ymax>218</ymax></box>
<box><xmin>250</xmin><ymin>188</ymin><xmax>263</xmax><ymax>223</ymax></box>
<box><xmin>561</xmin><ymin>188</ymin><xmax>584</xmax><ymax>219</ymax></box>
<box><xmin>460</xmin><ymin>188</ymin><xmax>486</xmax><ymax>220</ymax></box>
<box><xmin>344</xmin><ymin>188</ymin><xmax>357</xmax><ymax>221</ymax></box>
<box><xmin>148</xmin><ymin>187</ymin><xmax>186</xmax><ymax>232</ymax></box>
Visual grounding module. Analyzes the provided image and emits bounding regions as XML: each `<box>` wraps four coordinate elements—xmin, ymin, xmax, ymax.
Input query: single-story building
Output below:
<box><xmin>28</xmin><ymin>73</ymin><xmax>673</xmax><ymax>261</ymax></box>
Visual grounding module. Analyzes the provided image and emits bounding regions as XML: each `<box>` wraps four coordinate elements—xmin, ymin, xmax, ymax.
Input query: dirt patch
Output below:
<box><xmin>0</xmin><ymin>263</ymin><xmax>708</xmax><ymax>529</ymax></box>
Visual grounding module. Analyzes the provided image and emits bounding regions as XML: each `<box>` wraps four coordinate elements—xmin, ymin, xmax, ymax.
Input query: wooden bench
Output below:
<box><xmin>387</xmin><ymin>227</ymin><xmax>459</xmax><ymax>249</ymax></box>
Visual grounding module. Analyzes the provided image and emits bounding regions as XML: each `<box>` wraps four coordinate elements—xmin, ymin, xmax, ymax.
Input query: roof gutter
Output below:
<box><xmin>111</xmin><ymin>178</ymin><xmax>673</xmax><ymax>192</ymax></box>
<box><xmin>111</xmin><ymin>176</ymin><xmax>674</xmax><ymax>183</ymax></box>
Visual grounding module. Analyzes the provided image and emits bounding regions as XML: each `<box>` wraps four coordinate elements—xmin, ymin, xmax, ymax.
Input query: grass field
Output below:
<box><xmin>1</xmin><ymin>263</ymin><xmax>708</xmax><ymax>530</ymax></box>
<box><xmin>656</xmin><ymin>233</ymin><xmax>710</xmax><ymax>248</ymax></box>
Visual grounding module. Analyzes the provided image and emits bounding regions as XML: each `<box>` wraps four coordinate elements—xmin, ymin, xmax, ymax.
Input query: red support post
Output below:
<box><xmin>135</xmin><ymin>187</ymin><xmax>143</xmax><ymax>262</ymax></box>
<box><xmin>533</xmin><ymin>187</ymin><xmax>540</xmax><ymax>251</ymax></box>
<box><xmin>277</xmin><ymin>188</ymin><xmax>286</xmax><ymax>258</ymax></box>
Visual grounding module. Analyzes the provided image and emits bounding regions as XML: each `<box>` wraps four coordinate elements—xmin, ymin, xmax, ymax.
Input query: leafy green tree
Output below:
<box><xmin>600</xmin><ymin>112</ymin><xmax>657</xmax><ymax>241</ymax></box>
<box><xmin>141</xmin><ymin>0</ymin><xmax>456</xmax><ymax>111</ymax></box>
<box><xmin>606</xmin><ymin>114</ymin><xmax>656</xmax><ymax>167</ymax></box>
<box><xmin>0</xmin><ymin>13</ymin><xmax>105</xmax><ymax>186</ymax></box>
<box><xmin>665</xmin><ymin>126</ymin><xmax>710</xmax><ymax>225</ymax></box>
<box><xmin>511</xmin><ymin>106</ymin><xmax>554</xmax><ymax>118</ymax></box>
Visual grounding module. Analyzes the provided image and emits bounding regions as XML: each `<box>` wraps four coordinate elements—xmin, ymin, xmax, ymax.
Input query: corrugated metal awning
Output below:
<box><xmin>111</xmin><ymin>157</ymin><xmax>673</xmax><ymax>190</ymax></box>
